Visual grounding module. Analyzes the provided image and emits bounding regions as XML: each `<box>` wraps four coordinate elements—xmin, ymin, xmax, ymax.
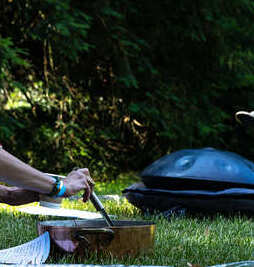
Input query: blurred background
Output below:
<box><xmin>1</xmin><ymin>0</ymin><xmax>254</xmax><ymax>181</ymax></box>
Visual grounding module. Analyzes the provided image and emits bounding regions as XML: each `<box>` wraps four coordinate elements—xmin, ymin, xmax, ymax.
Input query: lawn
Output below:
<box><xmin>1</xmin><ymin>174</ymin><xmax>254</xmax><ymax>267</ymax></box>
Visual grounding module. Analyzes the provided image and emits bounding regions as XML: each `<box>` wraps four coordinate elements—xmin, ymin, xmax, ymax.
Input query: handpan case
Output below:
<box><xmin>123</xmin><ymin>182</ymin><xmax>254</xmax><ymax>214</ymax></box>
<box><xmin>123</xmin><ymin>148</ymin><xmax>254</xmax><ymax>214</ymax></box>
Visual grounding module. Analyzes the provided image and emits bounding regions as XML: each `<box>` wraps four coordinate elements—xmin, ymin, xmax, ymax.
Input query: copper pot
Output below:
<box><xmin>37</xmin><ymin>219</ymin><xmax>155</xmax><ymax>257</ymax></box>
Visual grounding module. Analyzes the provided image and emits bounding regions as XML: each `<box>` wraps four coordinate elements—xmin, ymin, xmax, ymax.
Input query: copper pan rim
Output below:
<box><xmin>38</xmin><ymin>219</ymin><xmax>155</xmax><ymax>229</ymax></box>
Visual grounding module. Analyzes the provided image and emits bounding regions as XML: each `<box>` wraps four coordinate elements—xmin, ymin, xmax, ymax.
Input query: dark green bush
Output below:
<box><xmin>1</xmin><ymin>0</ymin><xmax>254</xmax><ymax>179</ymax></box>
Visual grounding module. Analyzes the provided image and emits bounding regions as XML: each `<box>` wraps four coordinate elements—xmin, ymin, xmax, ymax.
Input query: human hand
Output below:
<box><xmin>63</xmin><ymin>168</ymin><xmax>95</xmax><ymax>202</ymax></box>
<box><xmin>235</xmin><ymin>110</ymin><xmax>254</xmax><ymax>126</ymax></box>
<box><xmin>3</xmin><ymin>186</ymin><xmax>39</xmax><ymax>206</ymax></box>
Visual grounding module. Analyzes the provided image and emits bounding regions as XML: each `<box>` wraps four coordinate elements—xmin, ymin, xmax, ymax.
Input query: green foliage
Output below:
<box><xmin>2</xmin><ymin>0</ymin><xmax>254</xmax><ymax>179</ymax></box>
<box><xmin>0</xmin><ymin>38</ymin><xmax>28</xmax><ymax>67</ymax></box>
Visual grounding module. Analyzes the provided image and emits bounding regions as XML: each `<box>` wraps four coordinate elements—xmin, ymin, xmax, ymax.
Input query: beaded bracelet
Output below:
<box><xmin>56</xmin><ymin>180</ymin><xmax>66</xmax><ymax>197</ymax></box>
<box><xmin>48</xmin><ymin>176</ymin><xmax>66</xmax><ymax>198</ymax></box>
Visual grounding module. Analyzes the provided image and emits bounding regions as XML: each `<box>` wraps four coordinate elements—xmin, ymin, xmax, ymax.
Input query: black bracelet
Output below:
<box><xmin>48</xmin><ymin>176</ymin><xmax>61</xmax><ymax>197</ymax></box>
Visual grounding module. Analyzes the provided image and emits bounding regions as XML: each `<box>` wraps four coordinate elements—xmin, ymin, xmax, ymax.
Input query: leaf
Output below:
<box><xmin>102</xmin><ymin>7</ymin><xmax>124</xmax><ymax>19</ymax></box>
<box><xmin>129</xmin><ymin>103</ymin><xmax>140</xmax><ymax>113</ymax></box>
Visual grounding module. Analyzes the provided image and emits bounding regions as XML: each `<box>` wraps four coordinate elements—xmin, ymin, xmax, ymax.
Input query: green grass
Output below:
<box><xmin>92</xmin><ymin>172</ymin><xmax>140</xmax><ymax>195</ymax></box>
<box><xmin>1</xmin><ymin>175</ymin><xmax>254</xmax><ymax>266</ymax></box>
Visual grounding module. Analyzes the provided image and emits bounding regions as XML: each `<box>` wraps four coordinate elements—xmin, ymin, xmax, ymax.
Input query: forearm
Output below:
<box><xmin>0</xmin><ymin>185</ymin><xmax>11</xmax><ymax>204</ymax></box>
<box><xmin>0</xmin><ymin>149</ymin><xmax>55</xmax><ymax>194</ymax></box>
<box><xmin>0</xmin><ymin>185</ymin><xmax>39</xmax><ymax>205</ymax></box>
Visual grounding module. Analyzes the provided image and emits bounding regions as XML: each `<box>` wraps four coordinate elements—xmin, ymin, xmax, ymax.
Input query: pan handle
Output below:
<box><xmin>73</xmin><ymin>228</ymin><xmax>114</xmax><ymax>247</ymax></box>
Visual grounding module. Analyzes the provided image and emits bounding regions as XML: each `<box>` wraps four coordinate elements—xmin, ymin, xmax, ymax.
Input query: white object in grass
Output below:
<box><xmin>18</xmin><ymin>205</ymin><xmax>113</xmax><ymax>219</ymax></box>
<box><xmin>0</xmin><ymin>231</ymin><xmax>50</xmax><ymax>264</ymax></box>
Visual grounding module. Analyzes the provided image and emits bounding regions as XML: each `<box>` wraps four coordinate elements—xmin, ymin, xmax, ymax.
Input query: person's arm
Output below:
<box><xmin>0</xmin><ymin>148</ymin><xmax>94</xmax><ymax>200</ymax></box>
<box><xmin>0</xmin><ymin>148</ymin><xmax>55</xmax><ymax>194</ymax></box>
<box><xmin>0</xmin><ymin>185</ymin><xmax>39</xmax><ymax>205</ymax></box>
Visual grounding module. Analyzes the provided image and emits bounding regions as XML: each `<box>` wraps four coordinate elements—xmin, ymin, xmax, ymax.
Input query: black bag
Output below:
<box><xmin>123</xmin><ymin>182</ymin><xmax>254</xmax><ymax>214</ymax></box>
<box><xmin>123</xmin><ymin>148</ymin><xmax>254</xmax><ymax>214</ymax></box>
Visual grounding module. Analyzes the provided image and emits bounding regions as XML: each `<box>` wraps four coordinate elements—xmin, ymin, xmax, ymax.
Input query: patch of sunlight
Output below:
<box><xmin>4</xmin><ymin>88</ymin><xmax>31</xmax><ymax>110</ymax></box>
<box><xmin>0</xmin><ymin>202</ymin><xmax>39</xmax><ymax>213</ymax></box>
